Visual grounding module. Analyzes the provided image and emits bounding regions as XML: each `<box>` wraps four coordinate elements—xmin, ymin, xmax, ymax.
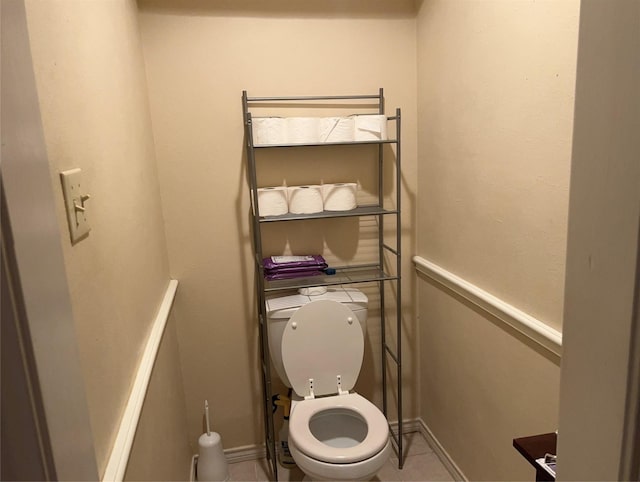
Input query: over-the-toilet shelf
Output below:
<box><xmin>242</xmin><ymin>88</ymin><xmax>404</xmax><ymax>481</ymax></box>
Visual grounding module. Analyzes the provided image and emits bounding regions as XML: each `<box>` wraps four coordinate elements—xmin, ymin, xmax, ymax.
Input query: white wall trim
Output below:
<box><xmin>191</xmin><ymin>443</ymin><xmax>269</xmax><ymax>479</ymax></box>
<box><xmin>413</xmin><ymin>256</ymin><xmax>562</xmax><ymax>357</ymax></box>
<box><xmin>416</xmin><ymin>418</ymin><xmax>468</xmax><ymax>482</ymax></box>
<box><xmin>102</xmin><ymin>280</ymin><xmax>179</xmax><ymax>482</ymax></box>
<box><xmin>389</xmin><ymin>419</ymin><xmax>465</xmax><ymax>480</ymax></box>
<box><xmin>225</xmin><ymin>444</ymin><xmax>268</xmax><ymax>463</ymax></box>
<box><xmin>190</xmin><ymin>454</ymin><xmax>197</xmax><ymax>482</ymax></box>
<box><xmin>389</xmin><ymin>418</ymin><xmax>422</xmax><ymax>436</ymax></box>
<box><xmin>190</xmin><ymin>444</ymin><xmax>268</xmax><ymax>481</ymax></box>
<box><xmin>202</xmin><ymin>419</ymin><xmax>465</xmax><ymax>481</ymax></box>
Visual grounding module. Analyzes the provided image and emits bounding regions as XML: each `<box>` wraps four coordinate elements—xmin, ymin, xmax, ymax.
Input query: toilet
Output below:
<box><xmin>266</xmin><ymin>287</ymin><xmax>391</xmax><ymax>481</ymax></box>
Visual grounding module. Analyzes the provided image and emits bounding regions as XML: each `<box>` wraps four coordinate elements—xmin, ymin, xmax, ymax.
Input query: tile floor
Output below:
<box><xmin>227</xmin><ymin>432</ymin><xmax>456</xmax><ymax>482</ymax></box>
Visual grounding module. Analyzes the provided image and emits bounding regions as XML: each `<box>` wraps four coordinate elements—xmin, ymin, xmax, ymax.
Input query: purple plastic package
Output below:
<box><xmin>263</xmin><ymin>255</ymin><xmax>328</xmax><ymax>281</ymax></box>
<box><xmin>263</xmin><ymin>255</ymin><xmax>327</xmax><ymax>271</ymax></box>
<box><xmin>265</xmin><ymin>270</ymin><xmax>326</xmax><ymax>281</ymax></box>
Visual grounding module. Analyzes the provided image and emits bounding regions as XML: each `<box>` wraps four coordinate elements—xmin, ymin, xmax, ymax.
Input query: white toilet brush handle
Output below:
<box><xmin>205</xmin><ymin>400</ymin><xmax>211</xmax><ymax>436</ymax></box>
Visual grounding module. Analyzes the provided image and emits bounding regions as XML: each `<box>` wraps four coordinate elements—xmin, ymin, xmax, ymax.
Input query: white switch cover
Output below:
<box><xmin>60</xmin><ymin>168</ymin><xmax>90</xmax><ymax>244</ymax></box>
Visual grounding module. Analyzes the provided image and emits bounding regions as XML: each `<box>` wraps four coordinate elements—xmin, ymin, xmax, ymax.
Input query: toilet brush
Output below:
<box><xmin>197</xmin><ymin>400</ymin><xmax>230</xmax><ymax>481</ymax></box>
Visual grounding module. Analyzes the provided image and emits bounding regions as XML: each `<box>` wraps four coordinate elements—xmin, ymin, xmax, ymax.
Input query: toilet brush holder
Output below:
<box><xmin>197</xmin><ymin>432</ymin><xmax>229</xmax><ymax>482</ymax></box>
<box><xmin>197</xmin><ymin>400</ymin><xmax>229</xmax><ymax>482</ymax></box>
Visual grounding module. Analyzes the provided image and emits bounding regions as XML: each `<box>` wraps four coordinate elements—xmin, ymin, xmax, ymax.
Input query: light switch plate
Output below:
<box><xmin>60</xmin><ymin>168</ymin><xmax>90</xmax><ymax>244</ymax></box>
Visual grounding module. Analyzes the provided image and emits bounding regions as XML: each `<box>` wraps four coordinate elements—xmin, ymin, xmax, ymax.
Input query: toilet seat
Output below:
<box><xmin>282</xmin><ymin>300</ymin><xmax>364</xmax><ymax>399</ymax></box>
<box><xmin>288</xmin><ymin>393</ymin><xmax>389</xmax><ymax>464</ymax></box>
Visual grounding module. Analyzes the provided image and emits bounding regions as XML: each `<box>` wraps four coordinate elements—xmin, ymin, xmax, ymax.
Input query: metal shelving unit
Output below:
<box><xmin>242</xmin><ymin>89</ymin><xmax>403</xmax><ymax>481</ymax></box>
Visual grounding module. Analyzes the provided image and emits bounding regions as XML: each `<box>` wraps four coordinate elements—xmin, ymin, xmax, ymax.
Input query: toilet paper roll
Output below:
<box><xmin>257</xmin><ymin>187</ymin><xmax>288</xmax><ymax>216</ymax></box>
<box><xmin>319</xmin><ymin>117</ymin><xmax>355</xmax><ymax>143</ymax></box>
<box><xmin>286</xmin><ymin>117</ymin><xmax>320</xmax><ymax>144</ymax></box>
<box><xmin>252</xmin><ymin>117</ymin><xmax>287</xmax><ymax>145</ymax></box>
<box><xmin>354</xmin><ymin>114</ymin><xmax>388</xmax><ymax>141</ymax></box>
<box><xmin>322</xmin><ymin>183</ymin><xmax>358</xmax><ymax>211</ymax></box>
<box><xmin>287</xmin><ymin>185</ymin><xmax>324</xmax><ymax>214</ymax></box>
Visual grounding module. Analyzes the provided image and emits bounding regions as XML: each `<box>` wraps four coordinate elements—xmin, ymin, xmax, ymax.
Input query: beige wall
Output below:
<box><xmin>137</xmin><ymin>0</ymin><xmax>419</xmax><ymax>450</ymax></box>
<box><xmin>24</xmin><ymin>0</ymin><xmax>181</xmax><ymax>475</ymax></box>
<box><xmin>416</xmin><ymin>0</ymin><xmax>579</xmax><ymax>479</ymax></box>
<box><xmin>416</xmin><ymin>0</ymin><xmax>578</xmax><ymax>327</ymax></box>
<box><xmin>125</xmin><ymin>313</ymin><xmax>192</xmax><ymax>481</ymax></box>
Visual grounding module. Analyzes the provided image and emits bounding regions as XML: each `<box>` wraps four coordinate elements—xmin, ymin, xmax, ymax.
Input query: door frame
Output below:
<box><xmin>1</xmin><ymin>0</ymin><xmax>98</xmax><ymax>479</ymax></box>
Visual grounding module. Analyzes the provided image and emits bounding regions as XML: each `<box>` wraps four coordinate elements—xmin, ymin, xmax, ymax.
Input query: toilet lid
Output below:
<box><xmin>282</xmin><ymin>300</ymin><xmax>364</xmax><ymax>398</ymax></box>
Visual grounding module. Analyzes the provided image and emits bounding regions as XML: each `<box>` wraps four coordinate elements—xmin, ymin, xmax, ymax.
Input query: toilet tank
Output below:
<box><xmin>265</xmin><ymin>286</ymin><xmax>368</xmax><ymax>388</ymax></box>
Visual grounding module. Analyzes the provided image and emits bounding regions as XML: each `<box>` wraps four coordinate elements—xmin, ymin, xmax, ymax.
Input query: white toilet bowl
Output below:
<box><xmin>288</xmin><ymin>393</ymin><xmax>391</xmax><ymax>481</ymax></box>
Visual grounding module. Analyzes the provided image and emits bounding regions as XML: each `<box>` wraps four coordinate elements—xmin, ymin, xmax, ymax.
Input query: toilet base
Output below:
<box><xmin>289</xmin><ymin>437</ymin><xmax>391</xmax><ymax>481</ymax></box>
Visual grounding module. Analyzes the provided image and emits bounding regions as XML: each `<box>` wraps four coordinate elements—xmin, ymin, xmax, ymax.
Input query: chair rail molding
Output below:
<box><xmin>413</xmin><ymin>256</ymin><xmax>562</xmax><ymax>357</ymax></box>
<box><xmin>102</xmin><ymin>279</ymin><xmax>179</xmax><ymax>482</ymax></box>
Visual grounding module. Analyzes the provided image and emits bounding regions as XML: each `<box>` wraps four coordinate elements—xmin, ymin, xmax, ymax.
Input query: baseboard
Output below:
<box><xmin>389</xmin><ymin>418</ymin><xmax>423</xmax><ymax>436</ymax></box>
<box><xmin>388</xmin><ymin>418</ymin><xmax>466</xmax><ymax>481</ymax></box>
<box><xmin>190</xmin><ymin>443</ymin><xmax>268</xmax><ymax>481</ymax></box>
<box><xmin>201</xmin><ymin>421</ymin><xmax>422</xmax><ymax>462</ymax></box>
<box><xmin>189</xmin><ymin>418</ymin><xmax>466</xmax><ymax>482</ymax></box>
<box><xmin>225</xmin><ymin>444</ymin><xmax>268</xmax><ymax>463</ymax></box>
<box><xmin>416</xmin><ymin>418</ymin><xmax>468</xmax><ymax>482</ymax></box>
<box><xmin>190</xmin><ymin>455</ymin><xmax>196</xmax><ymax>482</ymax></box>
